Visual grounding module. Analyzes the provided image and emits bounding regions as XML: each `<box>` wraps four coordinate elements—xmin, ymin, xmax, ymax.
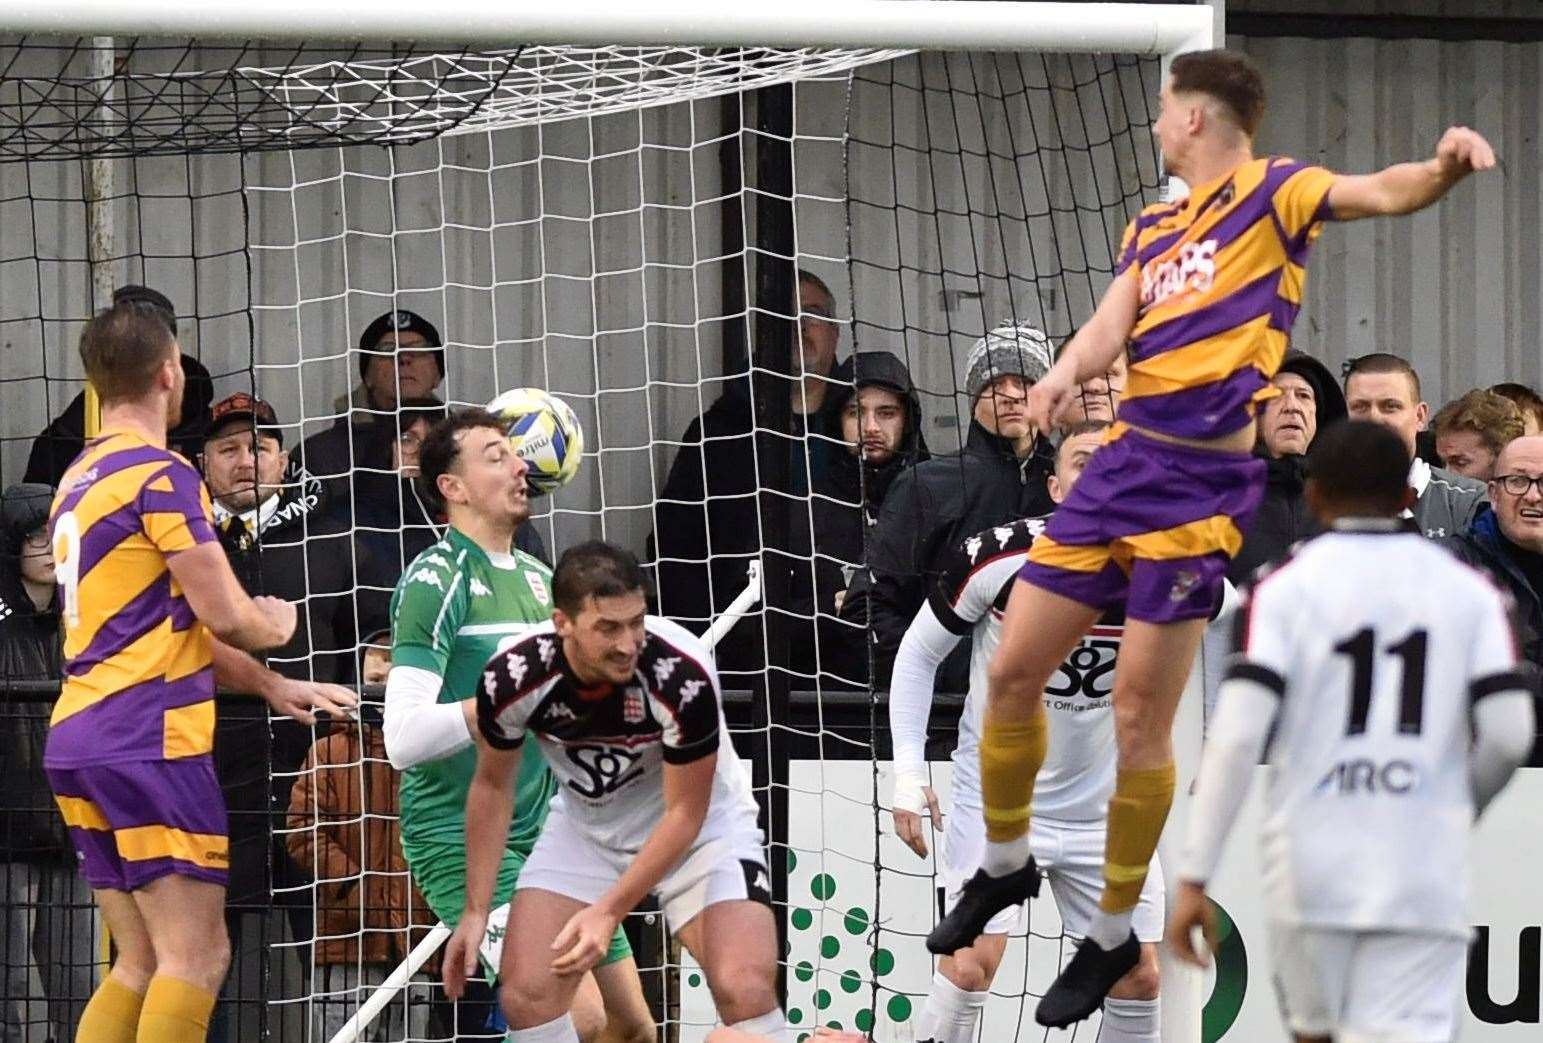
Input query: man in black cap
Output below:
<box><xmin>298</xmin><ymin>308</ymin><xmax>447</xmax><ymax>488</ymax></box>
<box><xmin>22</xmin><ymin>284</ymin><xmax>214</xmax><ymax>486</ymax></box>
<box><xmin>1228</xmin><ymin>350</ymin><xmax>1348</xmax><ymax>582</ymax></box>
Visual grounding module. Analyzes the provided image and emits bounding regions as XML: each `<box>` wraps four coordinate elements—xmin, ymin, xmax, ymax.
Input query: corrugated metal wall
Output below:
<box><xmin>1237</xmin><ymin>30</ymin><xmax>1543</xmax><ymax>400</ymax></box>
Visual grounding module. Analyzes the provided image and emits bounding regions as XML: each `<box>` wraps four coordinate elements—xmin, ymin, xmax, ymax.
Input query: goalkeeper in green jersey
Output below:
<box><xmin>383</xmin><ymin>409</ymin><xmax>653</xmax><ymax>1043</ymax></box>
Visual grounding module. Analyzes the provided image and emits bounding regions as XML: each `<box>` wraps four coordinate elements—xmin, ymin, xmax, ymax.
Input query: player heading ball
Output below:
<box><xmin>446</xmin><ymin>541</ymin><xmax>791</xmax><ymax>1042</ymax></box>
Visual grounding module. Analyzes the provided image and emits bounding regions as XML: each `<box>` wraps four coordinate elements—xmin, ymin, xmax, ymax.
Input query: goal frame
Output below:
<box><xmin>6</xmin><ymin>1</ymin><xmax>1213</xmax><ymax>55</ymax></box>
<box><xmin>2</xmin><ymin>4</ymin><xmax>1217</xmax><ymax>1041</ymax></box>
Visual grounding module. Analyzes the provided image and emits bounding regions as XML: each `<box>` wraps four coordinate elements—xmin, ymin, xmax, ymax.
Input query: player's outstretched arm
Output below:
<box><xmin>168</xmin><ymin>540</ymin><xmax>295</xmax><ymax>651</ymax></box>
<box><xmin>1327</xmin><ymin>126</ymin><xmax>1497</xmax><ymax>221</ymax></box>
<box><xmin>889</xmin><ymin>602</ymin><xmax>963</xmax><ymax>858</ymax></box>
<box><xmin>209</xmin><ymin>639</ymin><xmax>358</xmax><ymax>726</ymax></box>
<box><xmin>1025</xmin><ymin>268</ymin><xmax>1139</xmax><ymax>435</ymax></box>
<box><xmin>550</xmin><ymin>753</ymin><xmax>715</xmax><ymax>977</ymax></box>
<box><xmin>444</xmin><ymin>736</ymin><xmax>522</xmax><ymax>1000</ymax></box>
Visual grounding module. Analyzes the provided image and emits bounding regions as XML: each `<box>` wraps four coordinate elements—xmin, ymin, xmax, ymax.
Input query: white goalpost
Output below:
<box><xmin>0</xmin><ymin>4</ymin><xmax>1215</xmax><ymax>1042</ymax></box>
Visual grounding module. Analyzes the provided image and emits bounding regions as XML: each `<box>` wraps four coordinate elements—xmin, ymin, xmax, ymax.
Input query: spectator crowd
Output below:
<box><xmin>5</xmin><ymin>274</ymin><xmax>1543</xmax><ymax>1039</ymax></box>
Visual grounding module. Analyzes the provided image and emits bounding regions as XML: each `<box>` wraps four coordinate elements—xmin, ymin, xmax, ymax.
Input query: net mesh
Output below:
<box><xmin>0</xmin><ymin>34</ymin><xmax>1159</xmax><ymax>1043</ymax></box>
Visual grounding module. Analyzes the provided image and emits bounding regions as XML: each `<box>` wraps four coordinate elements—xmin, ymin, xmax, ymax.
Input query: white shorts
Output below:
<box><xmin>517</xmin><ymin>805</ymin><xmax>770</xmax><ymax>933</ymax></box>
<box><xmin>939</xmin><ymin>806</ymin><xmax>1164</xmax><ymax>942</ymax></box>
<box><xmin>1266</xmin><ymin>925</ymin><xmax>1467</xmax><ymax>1043</ymax></box>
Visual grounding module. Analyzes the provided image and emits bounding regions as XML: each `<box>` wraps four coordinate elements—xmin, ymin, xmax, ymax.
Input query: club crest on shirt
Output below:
<box><xmin>525</xmin><ymin>571</ymin><xmax>550</xmax><ymax>605</ymax></box>
<box><xmin>623</xmin><ymin>686</ymin><xmax>647</xmax><ymax>724</ymax></box>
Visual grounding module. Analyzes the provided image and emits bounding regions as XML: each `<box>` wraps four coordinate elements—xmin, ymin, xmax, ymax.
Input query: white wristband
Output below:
<box><xmin>891</xmin><ymin>766</ymin><xmax>930</xmax><ymax>818</ymax></box>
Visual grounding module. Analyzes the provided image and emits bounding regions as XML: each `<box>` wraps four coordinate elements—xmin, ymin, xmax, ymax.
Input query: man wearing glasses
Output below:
<box><xmin>1446</xmin><ymin>436</ymin><xmax>1543</xmax><ymax>673</ymax></box>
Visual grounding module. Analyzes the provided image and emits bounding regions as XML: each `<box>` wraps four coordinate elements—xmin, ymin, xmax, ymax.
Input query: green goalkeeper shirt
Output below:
<box><xmin>389</xmin><ymin>526</ymin><xmax>558</xmax><ymax>863</ymax></box>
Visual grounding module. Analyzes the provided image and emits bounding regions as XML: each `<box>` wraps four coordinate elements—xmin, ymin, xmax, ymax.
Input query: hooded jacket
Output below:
<box><xmin>792</xmin><ymin>352</ymin><xmax>929</xmax><ymax>682</ymax></box>
<box><xmin>840</xmin><ymin>418</ymin><xmax>1057</xmax><ymax>692</ymax></box>
<box><xmin>1229</xmin><ymin>351</ymin><xmax>1347</xmax><ymax>584</ymax></box>
<box><xmin>0</xmin><ymin>484</ymin><xmax>68</xmax><ymax>862</ymax></box>
<box><xmin>651</xmin><ymin>372</ymin><xmax>845</xmax><ymax>678</ymax></box>
<box><xmin>22</xmin><ymin>354</ymin><xmax>215</xmax><ymax>488</ymax></box>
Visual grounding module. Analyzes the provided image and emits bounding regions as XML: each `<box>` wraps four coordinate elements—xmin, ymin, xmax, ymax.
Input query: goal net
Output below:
<box><xmin>0</xmin><ymin>8</ymin><xmax>1189</xmax><ymax>1041</ymax></box>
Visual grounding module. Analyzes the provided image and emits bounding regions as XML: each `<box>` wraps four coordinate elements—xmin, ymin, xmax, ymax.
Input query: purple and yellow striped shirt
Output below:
<box><xmin>1117</xmin><ymin>156</ymin><xmax>1338</xmax><ymax>441</ymax></box>
<box><xmin>44</xmin><ymin>430</ymin><xmax>219</xmax><ymax>768</ymax></box>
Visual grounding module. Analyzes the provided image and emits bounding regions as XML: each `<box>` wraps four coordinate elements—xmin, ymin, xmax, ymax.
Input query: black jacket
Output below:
<box><xmin>793</xmin><ymin>352</ymin><xmax>929</xmax><ymax>683</ymax></box>
<box><xmin>651</xmin><ymin>378</ymin><xmax>843</xmax><ymax>678</ymax></box>
<box><xmin>1444</xmin><ymin>510</ymin><xmax>1543</xmax><ymax>666</ymax></box>
<box><xmin>23</xmin><ymin>354</ymin><xmax>214</xmax><ymax>488</ymax></box>
<box><xmin>212</xmin><ymin>472</ymin><xmax>369</xmax><ymax>903</ymax></box>
<box><xmin>0</xmin><ymin>564</ymin><xmax>67</xmax><ymax>862</ymax></box>
<box><xmin>1230</xmin><ymin>454</ymin><xmax>1316</xmax><ymax>584</ymax></box>
<box><xmin>1229</xmin><ymin>351</ymin><xmax>1346</xmax><ymax>584</ymax></box>
<box><xmin>841</xmin><ymin>420</ymin><xmax>1057</xmax><ymax>691</ymax></box>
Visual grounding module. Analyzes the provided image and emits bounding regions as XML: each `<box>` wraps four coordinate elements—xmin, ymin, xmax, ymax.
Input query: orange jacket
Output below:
<box><xmin>286</xmin><ymin>724</ymin><xmax>438</xmax><ymax>966</ymax></box>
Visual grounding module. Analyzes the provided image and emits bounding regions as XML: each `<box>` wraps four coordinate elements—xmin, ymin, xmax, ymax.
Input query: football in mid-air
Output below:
<box><xmin>486</xmin><ymin>386</ymin><xmax>584</xmax><ymax>494</ymax></box>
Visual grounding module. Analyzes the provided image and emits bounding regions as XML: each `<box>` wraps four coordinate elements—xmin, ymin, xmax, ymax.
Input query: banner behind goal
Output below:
<box><xmin>0</xmin><ymin>8</ymin><xmax>1191</xmax><ymax>1040</ymax></box>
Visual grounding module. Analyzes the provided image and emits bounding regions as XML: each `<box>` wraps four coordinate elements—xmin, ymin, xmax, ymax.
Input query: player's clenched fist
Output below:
<box><xmin>1434</xmin><ymin>126</ymin><xmax>1497</xmax><ymax>177</ymax></box>
<box><xmin>253</xmin><ymin>594</ymin><xmax>298</xmax><ymax>645</ymax></box>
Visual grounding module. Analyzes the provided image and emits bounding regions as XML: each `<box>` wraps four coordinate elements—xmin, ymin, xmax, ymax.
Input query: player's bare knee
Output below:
<box><xmin>943</xmin><ymin>951</ymin><xmax>993</xmax><ymax>992</ymax></box>
<box><xmin>1107</xmin><ymin>956</ymin><xmax>1160</xmax><ymax>1001</ymax></box>
<box><xmin>709</xmin><ymin>963</ymin><xmax>779</xmax><ymax>1025</ymax></box>
<box><xmin>500</xmin><ymin>975</ymin><xmax>568</xmax><ymax>1029</ymax></box>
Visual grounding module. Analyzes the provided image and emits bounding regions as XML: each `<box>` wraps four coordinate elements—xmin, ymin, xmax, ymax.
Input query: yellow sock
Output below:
<box><xmin>136</xmin><ymin>975</ymin><xmax>217</xmax><ymax>1043</ymax></box>
<box><xmin>979</xmin><ymin>712</ymin><xmax>1048</xmax><ymax>843</ymax></box>
<box><xmin>76</xmin><ymin>976</ymin><xmax>145</xmax><ymax>1043</ymax></box>
<box><xmin>1101</xmin><ymin>763</ymin><xmax>1177</xmax><ymax>913</ymax></box>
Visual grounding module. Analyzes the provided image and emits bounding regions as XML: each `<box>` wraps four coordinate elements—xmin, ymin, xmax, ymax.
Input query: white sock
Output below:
<box><xmin>508</xmin><ymin>1012</ymin><xmax>580</xmax><ymax>1043</ymax></box>
<box><xmin>981</xmin><ymin>835</ymin><xmax>1030</xmax><ymax>877</ymax></box>
<box><xmin>1085</xmin><ymin>908</ymin><xmax>1133</xmax><ymax>951</ymax></box>
<box><xmin>728</xmin><ymin>1007</ymin><xmax>794</xmax><ymax>1041</ymax></box>
<box><xmin>1099</xmin><ymin>996</ymin><xmax>1159</xmax><ymax>1042</ymax></box>
<box><xmin>914</xmin><ymin>972</ymin><xmax>989</xmax><ymax>1043</ymax></box>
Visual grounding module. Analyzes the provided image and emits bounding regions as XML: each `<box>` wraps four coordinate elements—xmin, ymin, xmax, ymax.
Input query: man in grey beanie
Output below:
<box><xmin>840</xmin><ymin>319</ymin><xmax>1058</xmax><ymax>692</ymax></box>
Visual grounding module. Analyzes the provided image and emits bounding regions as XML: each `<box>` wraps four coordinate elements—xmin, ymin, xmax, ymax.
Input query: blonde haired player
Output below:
<box><xmin>1170</xmin><ymin>420</ymin><xmax>1534</xmax><ymax>1043</ymax></box>
<box><xmin>928</xmin><ymin>46</ymin><xmax>1499</xmax><ymax>1028</ymax></box>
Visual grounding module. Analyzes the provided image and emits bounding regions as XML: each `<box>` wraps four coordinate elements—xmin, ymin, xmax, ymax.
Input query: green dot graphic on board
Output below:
<box><xmin>855</xmin><ymin>1008</ymin><xmax>875</xmax><ymax>1032</ymax></box>
<box><xmin>794</xmin><ymin>961</ymin><xmax>814</xmax><ymax>983</ymax></box>
<box><xmin>811</xmin><ymin>873</ymin><xmax>836</xmax><ymax>901</ymax></box>
<box><xmin>791</xmin><ymin>907</ymin><xmax>813</xmax><ymax>931</ymax></box>
<box><xmin>1203</xmin><ymin>897</ymin><xmax>1249</xmax><ymax>1043</ymax></box>
<box><xmin>887</xmin><ymin>994</ymin><xmax>913</xmax><ymax>1022</ymax></box>
<box><xmin>840</xmin><ymin>970</ymin><xmax>862</xmax><ymax>994</ymax></box>
<box><xmin>786</xmin><ymin>848</ymin><xmax>798</xmax><ymax>872</ymax></box>
<box><xmin>815</xmin><ymin>989</ymin><xmax>832</xmax><ymax>1010</ymax></box>
<box><xmin>788</xmin><ymin>1007</ymin><xmax>804</xmax><ymax>1024</ymax></box>
<box><xmin>826</xmin><ymin>1021</ymin><xmax>842</xmax><ymax>1031</ymax></box>
<box><xmin>820</xmin><ymin>935</ymin><xmax>840</xmax><ymax>959</ymax></box>
<box><xmin>843</xmin><ymin>906</ymin><xmax>869</xmax><ymax>935</ymax></box>
<box><xmin>870</xmin><ymin>949</ymin><xmax>895</xmax><ymax>976</ymax></box>
<box><xmin>687</xmin><ymin>973</ymin><xmax>700</xmax><ymax>988</ymax></box>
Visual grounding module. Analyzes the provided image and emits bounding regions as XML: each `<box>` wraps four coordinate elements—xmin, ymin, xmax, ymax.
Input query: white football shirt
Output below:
<box><xmin>477</xmin><ymin>616</ymin><xmax>758</xmax><ymax>854</ymax></box>
<box><xmin>1184</xmin><ymin>521</ymin><xmax>1532</xmax><ymax>936</ymax></box>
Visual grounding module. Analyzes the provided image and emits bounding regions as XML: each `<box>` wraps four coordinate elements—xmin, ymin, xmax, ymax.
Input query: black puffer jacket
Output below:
<box><xmin>0</xmin><ymin>484</ymin><xmax>68</xmax><ymax>862</ymax></box>
<box><xmin>791</xmin><ymin>352</ymin><xmax>929</xmax><ymax>683</ymax></box>
<box><xmin>841</xmin><ymin>420</ymin><xmax>1056</xmax><ymax>691</ymax></box>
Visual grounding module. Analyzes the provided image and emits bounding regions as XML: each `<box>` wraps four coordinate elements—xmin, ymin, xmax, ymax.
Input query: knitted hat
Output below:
<box><xmin>963</xmin><ymin>321</ymin><xmax>1052</xmax><ymax>402</ymax></box>
<box><xmin>1</xmin><ymin>483</ymin><xmax>53</xmax><ymax>551</ymax></box>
